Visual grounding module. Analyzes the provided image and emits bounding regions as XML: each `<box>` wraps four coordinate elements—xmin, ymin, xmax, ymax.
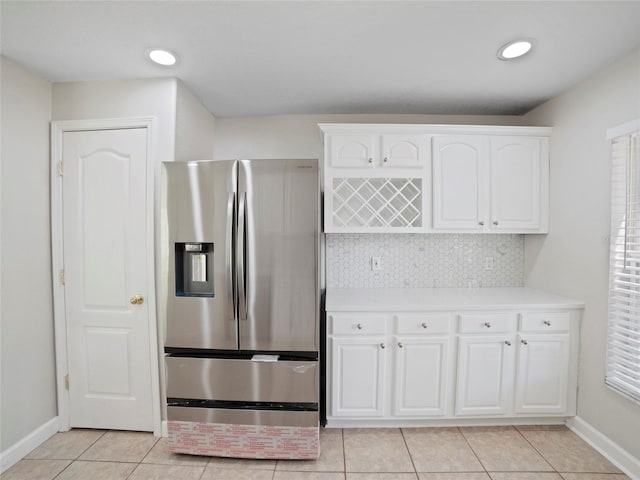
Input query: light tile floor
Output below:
<box><xmin>3</xmin><ymin>425</ymin><xmax>630</xmax><ymax>480</ymax></box>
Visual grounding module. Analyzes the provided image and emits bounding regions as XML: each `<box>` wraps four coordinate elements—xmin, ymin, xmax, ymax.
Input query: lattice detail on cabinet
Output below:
<box><xmin>332</xmin><ymin>177</ymin><xmax>422</xmax><ymax>228</ymax></box>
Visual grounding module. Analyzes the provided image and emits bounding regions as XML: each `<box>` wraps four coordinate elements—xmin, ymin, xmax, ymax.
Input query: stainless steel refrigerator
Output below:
<box><xmin>161</xmin><ymin>159</ymin><xmax>320</xmax><ymax>459</ymax></box>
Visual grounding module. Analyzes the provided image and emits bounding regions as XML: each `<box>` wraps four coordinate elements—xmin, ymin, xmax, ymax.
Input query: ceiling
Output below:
<box><xmin>2</xmin><ymin>1</ymin><xmax>640</xmax><ymax>118</ymax></box>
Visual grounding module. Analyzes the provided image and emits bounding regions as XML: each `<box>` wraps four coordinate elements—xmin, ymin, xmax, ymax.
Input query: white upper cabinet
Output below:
<box><xmin>328</xmin><ymin>133</ymin><xmax>427</xmax><ymax>169</ymax></box>
<box><xmin>380</xmin><ymin>134</ymin><xmax>427</xmax><ymax>168</ymax></box>
<box><xmin>432</xmin><ymin>135</ymin><xmax>487</xmax><ymax>230</ymax></box>
<box><xmin>432</xmin><ymin>135</ymin><xmax>549</xmax><ymax>233</ymax></box>
<box><xmin>328</xmin><ymin>134</ymin><xmax>378</xmax><ymax>168</ymax></box>
<box><xmin>322</xmin><ymin>126</ymin><xmax>429</xmax><ymax>233</ymax></box>
<box><xmin>319</xmin><ymin>124</ymin><xmax>550</xmax><ymax>234</ymax></box>
<box><xmin>490</xmin><ymin>136</ymin><xmax>545</xmax><ymax>232</ymax></box>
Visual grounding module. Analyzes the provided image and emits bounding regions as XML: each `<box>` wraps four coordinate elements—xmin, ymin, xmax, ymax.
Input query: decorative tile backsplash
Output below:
<box><xmin>326</xmin><ymin>233</ymin><xmax>524</xmax><ymax>289</ymax></box>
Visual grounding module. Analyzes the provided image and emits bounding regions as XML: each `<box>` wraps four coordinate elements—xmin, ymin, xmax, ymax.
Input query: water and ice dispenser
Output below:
<box><xmin>175</xmin><ymin>242</ymin><xmax>215</xmax><ymax>297</ymax></box>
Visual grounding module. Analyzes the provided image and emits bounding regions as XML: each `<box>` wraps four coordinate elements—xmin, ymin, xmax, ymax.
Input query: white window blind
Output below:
<box><xmin>606</xmin><ymin>125</ymin><xmax>640</xmax><ymax>403</ymax></box>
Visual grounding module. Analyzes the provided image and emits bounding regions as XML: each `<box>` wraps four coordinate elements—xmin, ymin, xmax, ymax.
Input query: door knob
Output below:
<box><xmin>130</xmin><ymin>295</ymin><xmax>144</xmax><ymax>305</ymax></box>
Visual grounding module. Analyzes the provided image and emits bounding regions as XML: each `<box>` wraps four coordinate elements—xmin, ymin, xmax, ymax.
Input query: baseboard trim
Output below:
<box><xmin>566</xmin><ymin>416</ymin><xmax>640</xmax><ymax>480</ymax></box>
<box><xmin>326</xmin><ymin>416</ymin><xmax>568</xmax><ymax>428</ymax></box>
<box><xmin>0</xmin><ymin>417</ymin><xmax>59</xmax><ymax>473</ymax></box>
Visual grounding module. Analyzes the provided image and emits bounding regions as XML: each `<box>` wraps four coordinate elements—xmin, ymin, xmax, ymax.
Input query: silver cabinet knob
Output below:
<box><xmin>398</xmin><ymin>342</ymin><xmax>403</xmax><ymax>348</ymax></box>
<box><xmin>504</xmin><ymin>340</ymin><xmax>512</xmax><ymax>346</ymax></box>
<box><xmin>380</xmin><ymin>343</ymin><xmax>386</xmax><ymax>349</ymax></box>
<box><xmin>368</xmin><ymin>157</ymin><xmax>373</xmax><ymax>164</ymax></box>
<box><xmin>484</xmin><ymin>322</ymin><xmax>491</xmax><ymax>328</ymax></box>
<box><xmin>421</xmin><ymin>322</ymin><xmax>428</xmax><ymax>329</ymax></box>
<box><xmin>543</xmin><ymin>320</ymin><xmax>551</xmax><ymax>326</ymax></box>
<box><xmin>493</xmin><ymin>221</ymin><xmax>499</xmax><ymax>225</ymax></box>
<box><xmin>357</xmin><ymin>323</ymin><xmax>363</xmax><ymax>330</ymax></box>
<box><xmin>383</xmin><ymin>157</ymin><xmax>388</xmax><ymax>163</ymax></box>
<box><xmin>478</xmin><ymin>221</ymin><xmax>485</xmax><ymax>226</ymax></box>
<box><xmin>521</xmin><ymin>339</ymin><xmax>528</xmax><ymax>345</ymax></box>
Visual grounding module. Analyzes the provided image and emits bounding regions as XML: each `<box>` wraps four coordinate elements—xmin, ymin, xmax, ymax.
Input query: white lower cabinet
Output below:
<box><xmin>455</xmin><ymin>335</ymin><xmax>515</xmax><ymax>416</ymax></box>
<box><xmin>328</xmin><ymin>312</ymin><xmax>453</xmax><ymax>420</ymax></box>
<box><xmin>393</xmin><ymin>335</ymin><xmax>451</xmax><ymax>416</ymax></box>
<box><xmin>330</xmin><ymin>336</ymin><xmax>386</xmax><ymax>417</ymax></box>
<box><xmin>514</xmin><ymin>333</ymin><xmax>571</xmax><ymax>414</ymax></box>
<box><xmin>327</xmin><ymin>308</ymin><xmax>579</xmax><ymax>425</ymax></box>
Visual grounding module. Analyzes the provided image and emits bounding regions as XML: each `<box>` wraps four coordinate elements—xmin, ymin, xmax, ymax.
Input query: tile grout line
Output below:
<box><xmin>51</xmin><ymin>429</ymin><xmax>109</xmax><ymax>480</ymax></box>
<box><xmin>399</xmin><ymin>427</ymin><xmax>419</xmax><ymax>479</ymax></box>
<box><xmin>457</xmin><ymin>425</ymin><xmax>491</xmax><ymax>476</ymax></box>
<box><xmin>126</xmin><ymin>434</ymin><xmax>163</xmax><ymax>480</ymax></box>
<box><xmin>342</xmin><ymin>428</ymin><xmax>349</xmax><ymax>479</ymax></box>
<box><xmin>513</xmin><ymin>425</ymin><xmax>560</xmax><ymax>476</ymax></box>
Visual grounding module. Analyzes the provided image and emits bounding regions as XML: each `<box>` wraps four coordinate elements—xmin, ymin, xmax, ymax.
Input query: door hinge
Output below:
<box><xmin>64</xmin><ymin>374</ymin><xmax>70</xmax><ymax>390</ymax></box>
<box><xmin>58</xmin><ymin>161</ymin><xmax>64</xmax><ymax>176</ymax></box>
<box><xmin>59</xmin><ymin>269</ymin><xmax>65</xmax><ymax>285</ymax></box>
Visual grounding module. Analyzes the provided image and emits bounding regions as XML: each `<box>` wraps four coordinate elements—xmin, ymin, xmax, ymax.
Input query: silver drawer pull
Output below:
<box><xmin>380</xmin><ymin>343</ymin><xmax>386</xmax><ymax>349</ymax></box>
<box><xmin>543</xmin><ymin>320</ymin><xmax>552</xmax><ymax>326</ymax></box>
<box><xmin>521</xmin><ymin>339</ymin><xmax>528</xmax><ymax>345</ymax></box>
<box><xmin>368</xmin><ymin>158</ymin><xmax>373</xmax><ymax>164</ymax></box>
<box><xmin>504</xmin><ymin>340</ymin><xmax>512</xmax><ymax>346</ymax></box>
<box><xmin>357</xmin><ymin>323</ymin><xmax>363</xmax><ymax>330</ymax></box>
<box><xmin>479</xmin><ymin>221</ymin><xmax>485</xmax><ymax>226</ymax></box>
<box><xmin>421</xmin><ymin>322</ymin><xmax>428</xmax><ymax>329</ymax></box>
<box><xmin>398</xmin><ymin>342</ymin><xmax>403</xmax><ymax>348</ymax></box>
<box><xmin>484</xmin><ymin>322</ymin><xmax>491</xmax><ymax>328</ymax></box>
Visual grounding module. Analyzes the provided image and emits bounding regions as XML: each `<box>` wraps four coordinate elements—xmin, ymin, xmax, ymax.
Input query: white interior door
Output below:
<box><xmin>62</xmin><ymin>127</ymin><xmax>153</xmax><ymax>431</ymax></box>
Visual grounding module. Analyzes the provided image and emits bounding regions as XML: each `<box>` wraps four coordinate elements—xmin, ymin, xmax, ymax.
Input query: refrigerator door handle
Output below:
<box><xmin>226</xmin><ymin>192</ymin><xmax>235</xmax><ymax>321</ymax></box>
<box><xmin>237</xmin><ymin>191</ymin><xmax>247</xmax><ymax>321</ymax></box>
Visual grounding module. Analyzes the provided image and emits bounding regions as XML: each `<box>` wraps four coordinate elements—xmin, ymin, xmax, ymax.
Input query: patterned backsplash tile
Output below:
<box><xmin>325</xmin><ymin>233</ymin><xmax>524</xmax><ymax>289</ymax></box>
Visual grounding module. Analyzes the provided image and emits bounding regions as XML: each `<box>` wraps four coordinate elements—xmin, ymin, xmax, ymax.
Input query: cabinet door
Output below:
<box><xmin>330</xmin><ymin>336</ymin><xmax>386</xmax><ymax>417</ymax></box>
<box><xmin>490</xmin><ymin>136</ymin><xmax>542</xmax><ymax>231</ymax></box>
<box><xmin>381</xmin><ymin>134</ymin><xmax>427</xmax><ymax>169</ymax></box>
<box><xmin>514</xmin><ymin>333</ymin><xmax>570</xmax><ymax>414</ymax></box>
<box><xmin>327</xmin><ymin>134</ymin><xmax>378</xmax><ymax>168</ymax></box>
<box><xmin>455</xmin><ymin>335</ymin><xmax>515</xmax><ymax>416</ymax></box>
<box><xmin>432</xmin><ymin>136</ymin><xmax>487</xmax><ymax>230</ymax></box>
<box><xmin>393</xmin><ymin>336</ymin><xmax>450</xmax><ymax>416</ymax></box>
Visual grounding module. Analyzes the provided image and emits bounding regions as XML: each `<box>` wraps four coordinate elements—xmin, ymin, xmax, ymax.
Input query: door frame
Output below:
<box><xmin>51</xmin><ymin>117</ymin><xmax>161</xmax><ymax>435</ymax></box>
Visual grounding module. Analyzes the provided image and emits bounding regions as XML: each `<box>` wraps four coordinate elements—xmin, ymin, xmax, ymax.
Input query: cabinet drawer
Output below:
<box><xmin>395</xmin><ymin>313</ymin><xmax>452</xmax><ymax>334</ymax></box>
<box><xmin>459</xmin><ymin>313</ymin><xmax>517</xmax><ymax>333</ymax></box>
<box><xmin>520</xmin><ymin>312</ymin><xmax>570</xmax><ymax>332</ymax></box>
<box><xmin>329</xmin><ymin>313</ymin><xmax>387</xmax><ymax>335</ymax></box>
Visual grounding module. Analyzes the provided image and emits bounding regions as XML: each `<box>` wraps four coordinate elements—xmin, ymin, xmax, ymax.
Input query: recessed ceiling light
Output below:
<box><xmin>497</xmin><ymin>40</ymin><xmax>533</xmax><ymax>61</ymax></box>
<box><xmin>147</xmin><ymin>48</ymin><xmax>177</xmax><ymax>66</ymax></box>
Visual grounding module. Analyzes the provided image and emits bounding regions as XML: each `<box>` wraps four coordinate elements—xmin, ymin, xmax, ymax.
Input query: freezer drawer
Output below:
<box><xmin>167</xmin><ymin>406</ymin><xmax>318</xmax><ymax>428</ymax></box>
<box><xmin>166</xmin><ymin>357</ymin><xmax>319</xmax><ymax>403</ymax></box>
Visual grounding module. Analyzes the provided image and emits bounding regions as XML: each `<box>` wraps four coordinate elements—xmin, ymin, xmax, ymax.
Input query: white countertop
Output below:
<box><xmin>325</xmin><ymin>287</ymin><xmax>584</xmax><ymax>312</ymax></box>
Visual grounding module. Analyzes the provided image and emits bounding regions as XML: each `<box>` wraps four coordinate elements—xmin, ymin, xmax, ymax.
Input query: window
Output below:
<box><xmin>606</xmin><ymin>119</ymin><xmax>640</xmax><ymax>403</ymax></box>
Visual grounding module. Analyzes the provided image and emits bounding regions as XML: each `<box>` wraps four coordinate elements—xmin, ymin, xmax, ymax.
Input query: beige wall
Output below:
<box><xmin>0</xmin><ymin>57</ymin><xmax>56</xmax><ymax>451</ymax></box>
<box><xmin>523</xmin><ymin>47</ymin><xmax>640</xmax><ymax>458</ymax></box>
<box><xmin>52</xmin><ymin>78</ymin><xmax>178</xmax><ymax>165</ymax></box>
<box><xmin>175</xmin><ymin>80</ymin><xmax>216</xmax><ymax>161</ymax></box>
<box><xmin>213</xmin><ymin>114</ymin><xmax>528</xmax><ymax>160</ymax></box>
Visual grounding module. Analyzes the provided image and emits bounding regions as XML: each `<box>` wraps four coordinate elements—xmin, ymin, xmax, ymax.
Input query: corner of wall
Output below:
<box><xmin>519</xmin><ymin>46</ymin><xmax>640</xmax><ymax>460</ymax></box>
<box><xmin>174</xmin><ymin>79</ymin><xmax>216</xmax><ymax>161</ymax></box>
